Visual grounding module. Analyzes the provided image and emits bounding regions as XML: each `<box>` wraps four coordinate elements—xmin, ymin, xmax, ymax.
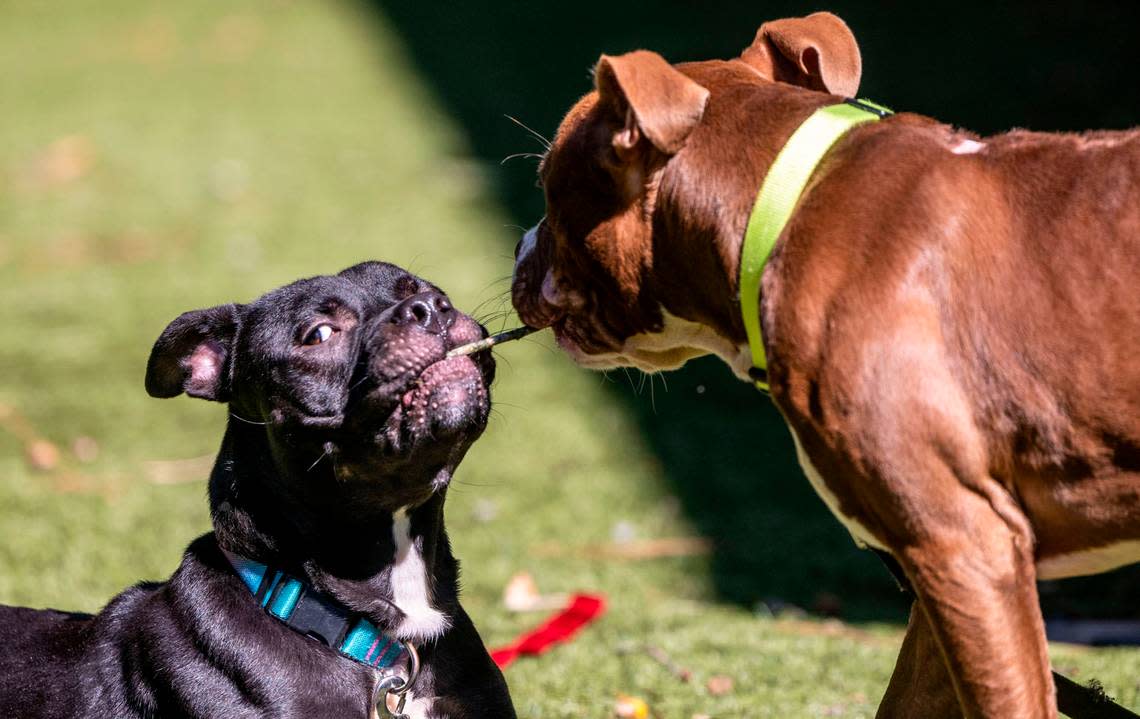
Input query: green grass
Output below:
<box><xmin>0</xmin><ymin>1</ymin><xmax>1137</xmax><ymax>717</ymax></box>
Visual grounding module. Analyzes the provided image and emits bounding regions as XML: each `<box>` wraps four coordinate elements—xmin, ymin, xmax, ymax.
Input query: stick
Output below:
<box><xmin>446</xmin><ymin>326</ymin><xmax>538</xmax><ymax>357</ymax></box>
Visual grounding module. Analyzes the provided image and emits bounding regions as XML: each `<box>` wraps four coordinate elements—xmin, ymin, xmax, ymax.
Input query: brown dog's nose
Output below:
<box><xmin>392</xmin><ymin>290</ymin><xmax>455</xmax><ymax>335</ymax></box>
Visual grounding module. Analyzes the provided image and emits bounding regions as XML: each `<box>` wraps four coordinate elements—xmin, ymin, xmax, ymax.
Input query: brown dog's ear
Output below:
<box><xmin>595</xmin><ymin>50</ymin><xmax>710</xmax><ymax>158</ymax></box>
<box><xmin>145</xmin><ymin>304</ymin><xmax>241</xmax><ymax>401</ymax></box>
<box><xmin>740</xmin><ymin>12</ymin><xmax>862</xmax><ymax>97</ymax></box>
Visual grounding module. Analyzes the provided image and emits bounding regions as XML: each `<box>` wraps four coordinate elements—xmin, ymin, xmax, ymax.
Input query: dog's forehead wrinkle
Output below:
<box><xmin>336</xmin><ymin>259</ymin><xmax>404</xmax><ymax>286</ymax></box>
<box><xmin>336</xmin><ymin>260</ymin><xmax>429</xmax><ymax>308</ymax></box>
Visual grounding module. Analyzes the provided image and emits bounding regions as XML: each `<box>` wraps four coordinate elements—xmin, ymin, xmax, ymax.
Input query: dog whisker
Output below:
<box><xmin>471</xmin><ymin>297</ymin><xmax>512</xmax><ymax>321</ymax></box>
<box><xmin>504</xmin><ymin>114</ymin><xmax>552</xmax><ymax>149</ymax></box>
<box><xmin>347</xmin><ymin>374</ymin><xmax>372</xmax><ymax>394</ymax></box>
<box><xmin>469</xmin><ymin>289</ymin><xmax>513</xmax><ymax>322</ymax></box>
<box><xmin>307</xmin><ymin>448</ymin><xmax>330</xmax><ymax>473</ymax></box>
<box><xmin>621</xmin><ymin>367</ymin><xmax>638</xmax><ymax>394</ymax></box>
<box><xmin>473</xmin><ymin>310</ymin><xmax>514</xmax><ymax>327</ymax></box>
<box><xmin>500</xmin><ymin>152</ymin><xmax>544</xmax><ymax>165</ymax></box>
<box><xmin>229</xmin><ymin>412</ymin><xmax>267</xmax><ymax>426</ymax></box>
<box><xmin>451</xmin><ymin>478</ymin><xmax>501</xmax><ymax>489</ymax></box>
<box><xmin>490</xmin><ymin>353</ymin><xmax>515</xmax><ymax>375</ymax></box>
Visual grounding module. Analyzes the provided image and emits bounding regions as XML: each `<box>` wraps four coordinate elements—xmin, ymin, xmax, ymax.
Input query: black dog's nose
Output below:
<box><xmin>391</xmin><ymin>290</ymin><xmax>455</xmax><ymax>335</ymax></box>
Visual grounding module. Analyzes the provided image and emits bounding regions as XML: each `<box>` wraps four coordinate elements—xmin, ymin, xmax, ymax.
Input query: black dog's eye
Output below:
<box><xmin>302</xmin><ymin>323</ymin><xmax>336</xmax><ymax>346</ymax></box>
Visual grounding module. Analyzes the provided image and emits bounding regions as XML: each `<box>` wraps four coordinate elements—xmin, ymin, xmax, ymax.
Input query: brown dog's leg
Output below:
<box><xmin>894</xmin><ymin>492</ymin><xmax>1055</xmax><ymax>719</ymax></box>
<box><xmin>877</xmin><ymin>601</ymin><xmax>962</xmax><ymax>719</ymax></box>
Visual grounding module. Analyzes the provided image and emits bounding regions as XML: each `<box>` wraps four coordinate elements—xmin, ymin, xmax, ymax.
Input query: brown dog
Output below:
<box><xmin>510</xmin><ymin>12</ymin><xmax>1140</xmax><ymax>719</ymax></box>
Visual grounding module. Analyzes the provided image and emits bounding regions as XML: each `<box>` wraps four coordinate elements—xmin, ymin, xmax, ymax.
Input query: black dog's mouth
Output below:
<box><xmin>394</xmin><ymin>353</ymin><xmax>490</xmax><ymax>432</ymax></box>
<box><xmin>309</xmin><ymin>349</ymin><xmax>490</xmax><ymax>508</ymax></box>
<box><xmin>349</xmin><ymin>339</ymin><xmax>493</xmax><ymax>456</ymax></box>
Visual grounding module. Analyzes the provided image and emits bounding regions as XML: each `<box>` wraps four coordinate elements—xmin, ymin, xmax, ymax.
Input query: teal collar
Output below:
<box><xmin>222</xmin><ymin>548</ymin><xmax>409</xmax><ymax>670</ymax></box>
<box><xmin>738</xmin><ymin>98</ymin><xmax>892</xmax><ymax>392</ymax></box>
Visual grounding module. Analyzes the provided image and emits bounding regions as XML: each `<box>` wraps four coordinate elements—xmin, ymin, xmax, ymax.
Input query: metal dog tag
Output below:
<box><xmin>375</xmin><ymin>674</ymin><xmax>409</xmax><ymax>718</ymax></box>
<box><xmin>374</xmin><ymin>641</ymin><xmax>419</xmax><ymax>719</ymax></box>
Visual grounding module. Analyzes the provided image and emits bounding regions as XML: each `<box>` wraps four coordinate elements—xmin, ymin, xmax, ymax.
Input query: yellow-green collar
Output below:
<box><xmin>739</xmin><ymin>98</ymin><xmax>892</xmax><ymax>392</ymax></box>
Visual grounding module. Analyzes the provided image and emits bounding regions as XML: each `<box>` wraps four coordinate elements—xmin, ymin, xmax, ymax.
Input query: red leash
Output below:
<box><xmin>491</xmin><ymin>594</ymin><xmax>606</xmax><ymax>668</ymax></box>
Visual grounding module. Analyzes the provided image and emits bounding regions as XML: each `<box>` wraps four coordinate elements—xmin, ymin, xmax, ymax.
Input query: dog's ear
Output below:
<box><xmin>595</xmin><ymin>50</ymin><xmax>709</xmax><ymax>159</ymax></box>
<box><xmin>740</xmin><ymin>12</ymin><xmax>862</xmax><ymax>97</ymax></box>
<box><xmin>146</xmin><ymin>304</ymin><xmax>241</xmax><ymax>401</ymax></box>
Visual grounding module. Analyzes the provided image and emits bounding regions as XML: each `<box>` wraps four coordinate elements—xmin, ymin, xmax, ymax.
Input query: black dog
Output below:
<box><xmin>0</xmin><ymin>261</ymin><xmax>516</xmax><ymax>719</ymax></box>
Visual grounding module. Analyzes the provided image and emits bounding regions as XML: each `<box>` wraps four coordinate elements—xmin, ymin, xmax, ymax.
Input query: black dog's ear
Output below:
<box><xmin>146</xmin><ymin>304</ymin><xmax>241</xmax><ymax>401</ymax></box>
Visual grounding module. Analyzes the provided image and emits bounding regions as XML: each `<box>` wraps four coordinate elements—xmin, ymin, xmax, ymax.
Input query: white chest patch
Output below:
<box><xmin>389</xmin><ymin>508</ymin><xmax>450</xmax><ymax>641</ymax></box>
<box><xmin>616</xmin><ymin>309</ymin><xmax>754</xmax><ymax>378</ymax></box>
<box><xmin>787</xmin><ymin>427</ymin><xmax>887</xmax><ymax>552</ymax></box>
<box><xmin>1036</xmin><ymin>540</ymin><xmax>1140</xmax><ymax>580</ymax></box>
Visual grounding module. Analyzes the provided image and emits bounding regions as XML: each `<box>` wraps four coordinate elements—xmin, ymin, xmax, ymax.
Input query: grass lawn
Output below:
<box><xmin>1</xmin><ymin>1</ymin><xmax>1137</xmax><ymax>716</ymax></box>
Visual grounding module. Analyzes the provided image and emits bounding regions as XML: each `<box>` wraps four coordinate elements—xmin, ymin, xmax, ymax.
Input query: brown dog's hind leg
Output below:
<box><xmin>876</xmin><ymin>601</ymin><xmax>963</xmax><ymax>719</ymax></box>
<box><xmin>892</xmin><ymin>487</ymin><xmax>1055</xmax><ymax>719</ymax></box>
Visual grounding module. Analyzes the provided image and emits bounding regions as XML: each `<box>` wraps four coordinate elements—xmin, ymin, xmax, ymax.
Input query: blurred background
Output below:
<box><xmin>1</xmin><ymin>1</ymin><xmax>1137</xmax><ymax>716</ymax></box>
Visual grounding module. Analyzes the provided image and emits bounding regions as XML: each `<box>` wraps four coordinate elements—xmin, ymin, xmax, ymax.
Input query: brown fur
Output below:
<box><xmin>512</xmin><ymin>12</ymin><xmax>1140</xmax><ymax>719</ymax></box>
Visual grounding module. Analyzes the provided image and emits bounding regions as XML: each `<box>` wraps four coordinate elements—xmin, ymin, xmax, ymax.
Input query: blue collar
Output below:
<box><xmin>222</xmin><ymin>548</ymin><xmax>408</xmax><ymax>670</ymax></box>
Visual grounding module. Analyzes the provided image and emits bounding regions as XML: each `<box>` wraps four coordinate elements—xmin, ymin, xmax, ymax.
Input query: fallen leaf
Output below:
<box><xmin>25</xmin><ymin>135</ymin><xmax>97</xmax><ymax>188</ymax></box>
<box><xmin>706</xmin><ymin>675</ymin><xmax>734</xmax><ymax>696</ymax></box>
<box><xmin>614</xmin><ymin>694</ymin><xmax>649</xmax><ymax>719</ymax></box>
<box><xmin>25</xmin><ymin>439</ymin><xmax>61</xmax><ymax>471</ymax></box>
<box><xmin>502</xmin><ymin>572</ymin><xmax>567</xmax><ymax>612</ymax></box>
<box><xmin>72</xmin><ymin>436</ymin><xmax>100</xmax><ymax>463</ymax></box>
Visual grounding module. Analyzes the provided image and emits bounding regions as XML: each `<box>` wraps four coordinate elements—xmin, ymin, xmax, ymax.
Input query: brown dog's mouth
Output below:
<box><xmin>551</xmin><ymin>319</ymin><xmax>579</xmax><ymax>351</ymax></box>
<box><xmin>552</xmin><ymin>316</ymin><xmax>625</xmax><ymax>358</ymax></box>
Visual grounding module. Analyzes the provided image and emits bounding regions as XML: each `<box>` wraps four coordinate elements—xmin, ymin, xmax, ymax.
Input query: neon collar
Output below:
<box><xmin>738</xmin><ymin>98</ymin><xmax>892</xmax><ymax>392</ymax></box>
<box><xmin>222</xmin><ymin>548</ymin><xmax>409</xmax><ymax>670</ymax></box>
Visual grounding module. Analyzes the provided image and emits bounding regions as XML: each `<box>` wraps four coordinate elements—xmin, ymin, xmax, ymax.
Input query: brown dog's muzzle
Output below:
<box><xmin>511</xmin><ymin>223</ymin><xmax>565</xmax><ymax>330</ymax></box>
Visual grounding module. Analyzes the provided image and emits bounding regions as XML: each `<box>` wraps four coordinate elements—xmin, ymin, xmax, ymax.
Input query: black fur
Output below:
<box><xmin>0</xmin><ymin>261</ymin><xmax>516</xmax><ymax>718</ymax></box>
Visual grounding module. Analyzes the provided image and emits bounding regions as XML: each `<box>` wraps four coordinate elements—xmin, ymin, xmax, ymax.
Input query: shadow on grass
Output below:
<box><xmin>362</xmin><ymin>0</ymin><xmax>1140</xmax><ymax>623</ymax></box>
